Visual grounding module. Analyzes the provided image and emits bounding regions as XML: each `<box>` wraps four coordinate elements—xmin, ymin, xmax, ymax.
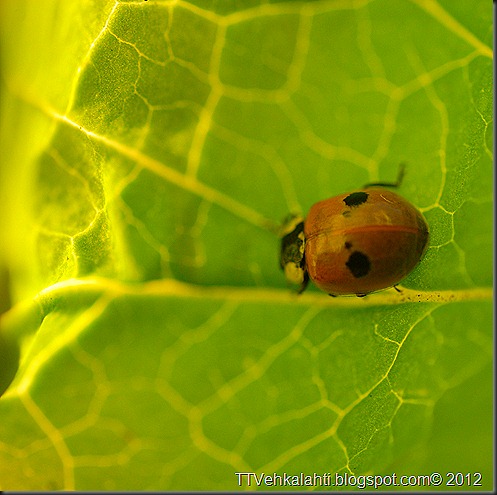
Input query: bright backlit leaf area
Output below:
<box><xmin>0</xmin><ymin>0</ymin><xmax>492</xmax><ymax>491</ymax></box>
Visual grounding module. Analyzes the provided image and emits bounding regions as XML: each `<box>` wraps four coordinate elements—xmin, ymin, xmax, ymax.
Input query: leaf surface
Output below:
<box><xmin>0</xmin><ymin>0</ymin><xmax>492</xmax><ymax>490</ymax></box>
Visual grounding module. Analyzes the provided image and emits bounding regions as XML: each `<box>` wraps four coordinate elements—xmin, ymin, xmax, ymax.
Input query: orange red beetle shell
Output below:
<box><xmin>280</xmin><ymin>188</ymin><xmax>429</xmax><ymax>296</ymax></box>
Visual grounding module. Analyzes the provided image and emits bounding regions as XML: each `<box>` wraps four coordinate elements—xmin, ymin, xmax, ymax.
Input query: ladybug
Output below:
<box><xmin>280</xmin><ymin>177</ymin><xmax>429</xmax><ymax>296</ymax></box>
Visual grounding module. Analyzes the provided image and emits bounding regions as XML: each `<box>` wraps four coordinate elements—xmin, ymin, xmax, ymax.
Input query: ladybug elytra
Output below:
<box><xmin>280</xmin><ymin>181</ymin><xmax>429</xmax><ymax>297</ymax></box>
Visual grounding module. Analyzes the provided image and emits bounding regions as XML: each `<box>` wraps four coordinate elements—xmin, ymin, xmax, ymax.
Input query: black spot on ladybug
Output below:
<box><xmin>346</xmin><ymin>251</ymin><xmax>371</xmax><ymax>278</ymax></box>
<box><xmin>343</xmin><ymin>191</ymin><xmax>369</xmax><ymax>207</ymax></box>
<box><xmin>344</xmin><ymin>241</ymin><xmax>352</xmax><ymax>250</ymax></box>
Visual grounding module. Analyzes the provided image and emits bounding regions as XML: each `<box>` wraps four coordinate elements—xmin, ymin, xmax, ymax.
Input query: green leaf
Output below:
<box><xmin>0</xmin><ymin>0</ymin><xmax>492</xmax><ymax>490</ymax></box>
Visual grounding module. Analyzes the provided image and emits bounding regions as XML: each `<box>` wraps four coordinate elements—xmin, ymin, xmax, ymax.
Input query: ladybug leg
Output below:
<box><xmin>297</xmin><ymin>270</ymin><xmax>309</xmax><ymax>294</ymax></box>
<box><xmin>364</xmin><ymin>163</ymin><xmax>406</xmax><ymax>189</ymax></box>
<box><xmin>356</xmin><ymin>293</ymin><xmax>368</xmax><ymax>298</ymax></box>
<box><xmin>393</xmin><ymin>285</ymin><xmax>402</xmax><ymax>293</ymax></box>
<box><xmin>328</xmin><ymin>293</ymin><xmax>337</xmax><ymax>298</ymax></box>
